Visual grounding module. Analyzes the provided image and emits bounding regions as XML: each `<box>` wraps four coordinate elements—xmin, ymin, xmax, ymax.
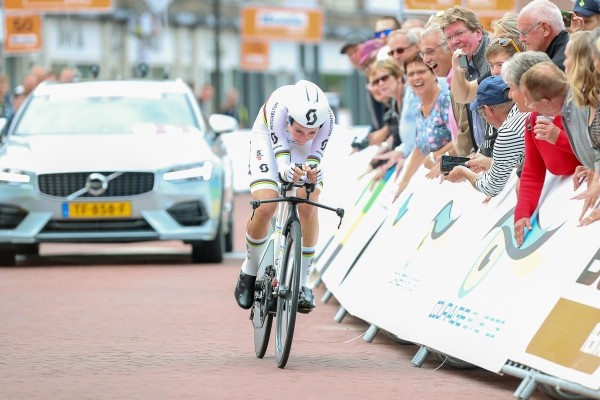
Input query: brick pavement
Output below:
<box><xmin>0</xmin><ymin>192</ymin><xmax>549</xmax><ymax>400</ymax></box>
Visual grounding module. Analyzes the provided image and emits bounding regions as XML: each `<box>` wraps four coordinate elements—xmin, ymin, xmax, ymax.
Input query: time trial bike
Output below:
<box><xmin>249</xmin><ymin>170</ymin><xmax>344</xmax><ymax>368</ymax></box>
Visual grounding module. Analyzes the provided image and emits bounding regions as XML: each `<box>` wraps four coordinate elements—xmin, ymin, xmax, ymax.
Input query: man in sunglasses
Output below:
<box><xmin>386</xmin><ymin>29</ymin><xmax>421</xmax><ymax>69</ymax></box>
<box><xmin>516</xmin><ymin>0</ymin><xmax>568</xmax><ymax>70</ymax></box>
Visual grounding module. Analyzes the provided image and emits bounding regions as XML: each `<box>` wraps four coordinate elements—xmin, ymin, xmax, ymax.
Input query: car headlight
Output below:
<box><xmin>0</xmin><ymin>168</ymin><xmax>32</xmax><ymax>184</ymax></box>
<box><xmin>163</xmin><ymin>162</ymin><xmax>213</xmax><ymax>182</ymax></box>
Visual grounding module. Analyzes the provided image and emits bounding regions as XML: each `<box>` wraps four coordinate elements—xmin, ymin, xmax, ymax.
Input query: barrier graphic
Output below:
<box><xmin>314</xmin><ymin>139</ymin><xmax>600</xmax><ymax>398</ymax></box>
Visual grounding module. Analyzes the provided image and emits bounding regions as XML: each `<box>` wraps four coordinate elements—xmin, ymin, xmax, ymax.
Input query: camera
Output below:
<box><xmin>440</xmin><ymin>155</ymin><xmax>470</xmax><ymax>174</ymax></box>
<box><xmin>458</xmin><ymin>54</ymin><xmax>469</xmax><ymax>69</ymax></box>
<box><xmin>561</xmin><ymin>10</ymin><xmax>572</xmax><ymax>28</ymax></box>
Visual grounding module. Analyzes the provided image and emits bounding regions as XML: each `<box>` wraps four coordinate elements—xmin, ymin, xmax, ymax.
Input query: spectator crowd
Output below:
<box><xmin>340</xmin><ymin>0</ymin><xmax>600</xmax><ymax>244</ymax></box>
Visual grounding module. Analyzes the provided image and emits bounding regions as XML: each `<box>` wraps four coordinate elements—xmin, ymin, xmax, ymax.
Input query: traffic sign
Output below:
<box><xmin>4</xmin><ymin>14</ymin><xmax>42</xmax><ymax>54</ymax></box>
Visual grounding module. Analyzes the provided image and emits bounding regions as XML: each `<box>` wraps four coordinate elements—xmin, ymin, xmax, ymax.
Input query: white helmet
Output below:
<box><xmin>287</xmin><ymin>80</ymin><xmax>330</xmax><ymax>128</ymax></box>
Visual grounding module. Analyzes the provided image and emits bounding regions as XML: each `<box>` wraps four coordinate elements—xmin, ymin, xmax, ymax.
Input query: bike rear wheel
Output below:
<box><xmin>275</xmin><ymin>220</ymin><xmax>302</xmax><ymax>368</ymax></box>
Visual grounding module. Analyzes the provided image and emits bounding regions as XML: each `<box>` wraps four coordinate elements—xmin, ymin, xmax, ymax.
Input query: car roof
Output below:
<box><xmin>32</xmin><ymin>79</ymin><xmax>193</xmax><ymax>99</ymax></box>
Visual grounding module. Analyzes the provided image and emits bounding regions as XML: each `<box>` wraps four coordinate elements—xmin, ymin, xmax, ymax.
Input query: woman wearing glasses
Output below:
<box><xmin>392</xmin><ymin>55</ymin><xmax>452</xmax><ymax>202</ymax></box>
<box><xmin>363</xmin><ymin>59</ymin><xmax>409</xmax><ymax>186</ymax></box>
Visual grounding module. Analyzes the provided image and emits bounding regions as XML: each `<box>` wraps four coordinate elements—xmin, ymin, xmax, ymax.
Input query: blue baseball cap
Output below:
<box><xmin>470</xmin><ymin>76</ymin><xmax>510</xmax><ymax>111</ymax></box>
<box><xmin>572</xmin><ymin>0</ymin><xmax>599</xmax><ymax>17</ymax></box>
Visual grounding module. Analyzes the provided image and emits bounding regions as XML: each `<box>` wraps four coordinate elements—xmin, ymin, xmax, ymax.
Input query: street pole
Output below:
<box><xmin>213</xmin><ymin>0</ymin><xmax>222</xmax><ymax>111</ymax></box>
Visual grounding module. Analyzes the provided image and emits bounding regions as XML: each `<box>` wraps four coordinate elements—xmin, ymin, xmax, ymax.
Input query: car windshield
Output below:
<box><xmin>14</xmin><ymin>92</ymin><xmax>200</xmax><ymax>135</ymax></box>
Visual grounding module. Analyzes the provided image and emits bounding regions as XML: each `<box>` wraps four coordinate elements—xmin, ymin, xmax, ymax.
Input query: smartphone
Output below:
<box><xmin>458</xmin><ymin>54</ymin><xmax>468</xmax><ymax>69</ymax></box>
<box><xmin>561</xmin><ymin>10</ymin><xmax>572</xmax><ymax>28</ymax></box>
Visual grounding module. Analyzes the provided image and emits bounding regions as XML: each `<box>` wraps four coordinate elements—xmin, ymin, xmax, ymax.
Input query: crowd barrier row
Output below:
<box><xmin>313</xmin><ymin>125</ymin><xmax>600</xmax><ymax>399</ymax></box>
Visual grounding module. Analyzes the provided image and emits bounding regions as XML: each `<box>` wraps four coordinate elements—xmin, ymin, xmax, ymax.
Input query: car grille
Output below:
<box><xmin>38</xmin><ymin>172</ymin><xmax>155</xmax><ymax>198</ymax></box>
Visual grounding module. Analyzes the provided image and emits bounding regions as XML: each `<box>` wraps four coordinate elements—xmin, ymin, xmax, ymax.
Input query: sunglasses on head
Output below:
<box><xmin>489</xmin><ymin>37</ymin><xmax>521</xmax><ymax>53</ymax></box>
<box><xmin>374</xmin><ymin>29</ymin><xmax>393</xmax><ymax>39</ymax></box>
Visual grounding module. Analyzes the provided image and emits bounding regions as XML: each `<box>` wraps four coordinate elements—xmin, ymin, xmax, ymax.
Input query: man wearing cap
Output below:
<box><xmin>572</xmin><ymin>0</ymin><xmax>600</xmax><ymax>30</ymax></box>
<box><xmin>340</xmin><ymin>32</ymin><xmax>370</xmax><ymax>69</ymax></box>
<box><xmin>444</xmin><ymin>76</ymin><xmax>529</xmax><ymax>199</ymax></box>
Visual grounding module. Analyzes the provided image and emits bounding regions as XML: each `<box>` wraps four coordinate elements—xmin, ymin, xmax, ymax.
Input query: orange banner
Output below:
<box><xmin>241</xmin><ymin>6</ymin><xmax>323</xmax><ymax>43</ymax></box>
<box><xmin>4</xmin><ymin>0</ymin><xmax>112</xmax><ymax>12</ymax></box>
<box><xmin>4</xmin><ymin>14</ymin><xmax>42</xmax><ymax>54</ymax></box>
<box><xmin>241</xmin><ymin>40</ymin><xmax>269</xmax><ymax>72</ymax></box>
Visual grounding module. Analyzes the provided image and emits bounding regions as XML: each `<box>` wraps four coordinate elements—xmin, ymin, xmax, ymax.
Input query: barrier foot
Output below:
<box><xmin>411</xmin><ymin>345</ymin><xmax>430</xmax><ymax>367</ymax></box>
<box><xmin>334</xmin><ymin>306</ymin><xmax>347</xmax><ymax>323</ymax></box>
<box><xmin>363</xmin><ymin>324</ymin><xmax>379</xmax><ymax>343</ymax></box>
<box><xmin>321</xmin><ymin>290</ymin><xmax>333</xmax><ymax>304</ymax></box>
<box><xmin>513</xmin><ymin>373</ymin><xmax>538</xmax><ymax>400</ymax></box>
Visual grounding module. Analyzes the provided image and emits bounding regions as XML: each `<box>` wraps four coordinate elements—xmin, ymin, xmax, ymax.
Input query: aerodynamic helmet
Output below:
<box><xmin>286</xmin><ymin>80</ymin><xmax>330</xmax><ymax>128</ymax></box>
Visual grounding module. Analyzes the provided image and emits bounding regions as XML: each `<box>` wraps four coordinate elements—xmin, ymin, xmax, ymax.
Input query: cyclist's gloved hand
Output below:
<box><xmin>279</xmin><ymin>163</ymin><xmax>303</xmax><ymax>183</ymax></box>
<box><xmin>304</xmin><ymin>164</ymin><xmax>322</xmax><ymax>185</ymax></box>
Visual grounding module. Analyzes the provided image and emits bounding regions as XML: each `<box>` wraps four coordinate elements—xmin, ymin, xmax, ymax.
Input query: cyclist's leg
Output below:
<box><xmin>234</xmin><ymin>129</ymin><xmax>279</xmax><ymax>309</ymax></box>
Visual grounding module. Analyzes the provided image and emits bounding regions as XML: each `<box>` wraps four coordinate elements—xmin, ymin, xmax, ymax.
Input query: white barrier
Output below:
<box><xmin>314</xmin><ymin>137</ymin><xmax>600</xmax><ymax>394</ymax></box>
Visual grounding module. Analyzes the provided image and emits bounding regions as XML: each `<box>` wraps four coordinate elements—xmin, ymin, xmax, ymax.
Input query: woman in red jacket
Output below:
<box><xmin>514</xmin><ymin>62</ymin><xmax>582</xmax><ymax>247</ymax></box>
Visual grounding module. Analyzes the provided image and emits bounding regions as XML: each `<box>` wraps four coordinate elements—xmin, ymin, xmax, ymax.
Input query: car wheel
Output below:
<box><xmin>0</xmin><ymin>246</ymin><xmax>17</xmax><ymax>267</ymax></box>
<box><xmin>191</xmin><ymin>220</ymin><xmax>224</xmax><ymax>264</ymax></box>
<box><xmin>224</xmin><ymin>210</ymin><xmax>234</xmax><ymax>253</ymax></box>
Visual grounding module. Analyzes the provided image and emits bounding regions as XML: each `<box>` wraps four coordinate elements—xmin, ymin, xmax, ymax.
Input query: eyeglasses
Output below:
<box><xmin>374</xmin><ymin>29</ymin><xmax>392</xmax><ymax>39</ymax></box>
<box><xmin>406</xmin><ymin>69</ymin><xmax>430</xmax><ymax>79</ymax></box>
<box><xmin>489</xmin><ymin>37</ymin><xmax>521</xmax><ymax>53</ymax></box>
<box><xmin>518</xmin><ymin>22</ymin><xmax>542</xmax><ymax>38</ymax></box>
<box><xmin>444</xmin><ymin>29</ymin><xmax>469</xmax><ymax>42</ymax></box>
<box><xmin>387</xmin><ymin>43</ymin><xmax>415</xmax><ymax>57</ymax></box>
<box><xmin>475</xmin><ymin>105</ymin><xmax>487</xmax><ymax>117</ymax></box>
<box><xmin>419</xmin><ymin>42</ymin><xmax>447</xmax><ymax>58</ymax></box>
<box><xmin>370</xmin><ymin>74</ymin><xmax>392</xmax><ymax>86</ymax></box>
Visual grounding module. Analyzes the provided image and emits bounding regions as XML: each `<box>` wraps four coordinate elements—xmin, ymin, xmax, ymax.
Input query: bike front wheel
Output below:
<box><xmin>275</xmin><ymin>220</ymin><xmax>302</xmax><ymax>368</ymax></box>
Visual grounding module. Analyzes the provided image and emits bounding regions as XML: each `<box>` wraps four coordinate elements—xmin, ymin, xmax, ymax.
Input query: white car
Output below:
<box><xmin>0</xmin><ymin>79</ymin><xmax>235</xmax><ymax>266</ymax></box>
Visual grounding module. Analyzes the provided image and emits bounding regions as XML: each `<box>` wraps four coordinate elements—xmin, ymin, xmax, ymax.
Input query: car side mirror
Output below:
<box><xmin>208</xmin><ymin>114</ymin><xmax>238</xmax><ymax>135</ymax></box>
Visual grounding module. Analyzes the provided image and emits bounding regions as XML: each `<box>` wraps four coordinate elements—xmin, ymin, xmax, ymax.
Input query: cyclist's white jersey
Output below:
<box><xmin>248</xmin><ymin>84</ymin><xmax>335</xmax><ymax>193</ymax></box>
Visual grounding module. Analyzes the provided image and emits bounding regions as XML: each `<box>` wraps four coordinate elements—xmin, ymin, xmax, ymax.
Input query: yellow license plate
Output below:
<box><xmin>64</xmin><ymin>201</ymin><xmax>132</xmax><ymax>218</ymax></box>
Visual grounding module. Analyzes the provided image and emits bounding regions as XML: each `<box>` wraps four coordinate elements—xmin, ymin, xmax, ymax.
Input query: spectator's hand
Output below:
<box><xmin>572</xmin><ymin>166</ymin><xmax>592</xmax><ymax>191</ymax></box>
<box><xmin>466</xmin><ymin>153</ymin><xmax>492</xmax><ymax>173</ymax></box>
<box><xmin>369</xmin><ymin>166</ymin><xmax>387</xmax><ymax>191</ymax></box>
<box><xmin>443</xmin><ymin>165</ymin><xmax>468</xmax><ymax>183</ymax></box>
<box><xmin>514</xmin><ymin>217</ymin><xmax>532</xmax><ymax>248</ymax></box>
<box><xmin>568</xmin><ymin>13</ymin><xmax>585</xmax><ymax>33</ymax></box>
<box><xmin>451</xmin><ymin>49</ymin><xmax>467</xmax><ymax>71</ymax></box>
<box><xmin>533</xmin><ymin>116</ymin><xmax>559</xmax><ymax>144</ymax></box>
<box><xmin>572</xmin><ymin>175</ymin><xmax>600</xmax><ymax>222</ymax></box>
<box><xmin>579</xmin><ymin>206</ymin><xmax>600</xmax><ymax>227</ymax></box>
<box><xmin>482</xmin><ymin>195</ymin><xmax>491</xmax><ymax>205</ymax></box>
<box><xmin>392</xmin><ymin>180</ymin><xmax>408</xmax><ymax>203</ymax></box>
<box><xmin>425</xmin><ymin>161</ymin><xmax>441</xmax><ymax>179</ymax></box>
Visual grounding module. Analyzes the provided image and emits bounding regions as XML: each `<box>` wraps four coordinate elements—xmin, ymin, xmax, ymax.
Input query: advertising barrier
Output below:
<box><xmin>315</xmin><ymin>134</ymin><xmax>600</xmax><ymax>396</ymax></box>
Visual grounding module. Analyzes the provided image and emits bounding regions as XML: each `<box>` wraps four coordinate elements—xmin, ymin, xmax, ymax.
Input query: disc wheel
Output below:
<box><xmin>275</xmin><ymin>220</ymin><xmax>302</xmax><ymax>369</ymax></box>
<box><xmin>252</xmin><ymin>268</ymin><xmax>275</xmax><ymax>358</ymax></box>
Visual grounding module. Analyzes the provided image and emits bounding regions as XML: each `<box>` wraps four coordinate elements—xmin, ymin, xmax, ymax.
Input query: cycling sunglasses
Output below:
<box><xmin>374</xmin><ymin>29</ymin><xmax>393</xmax><ymax>39</ymax></box>
<box><xmin>489</xmin><ymin>37</ymin><xmax>521</xmax><ymax>53</ymax></box>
